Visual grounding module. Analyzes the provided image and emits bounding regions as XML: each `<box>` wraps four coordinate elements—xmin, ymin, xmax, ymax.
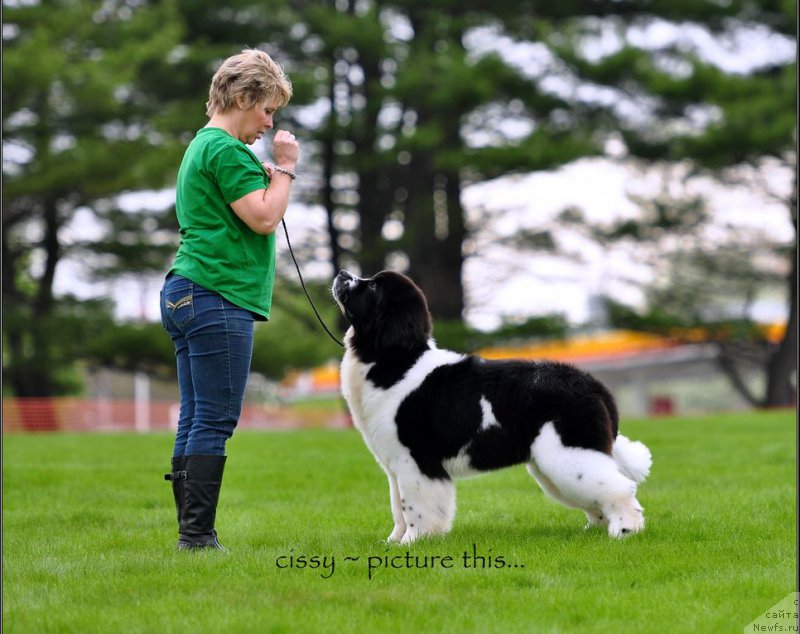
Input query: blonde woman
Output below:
<box><xmin>161</xmin><ymin>49</ymin><xmax>299</xmax><ymax>551</ymax></box>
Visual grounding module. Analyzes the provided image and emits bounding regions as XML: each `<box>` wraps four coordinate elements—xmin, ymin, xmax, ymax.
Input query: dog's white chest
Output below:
<box><xmin>339</xmin><ymin>344</ymin><xmax>466</xmax><ymax>469</ymax></box>
<box><xmin>339</xmin><ymin>350</ymin><xmax>370</xmax><ymax>433</ymax></box>
<box><xmin>339</xmin><ymin>350</ymin><xmax>402</xmax><ymax>466</ymax></box>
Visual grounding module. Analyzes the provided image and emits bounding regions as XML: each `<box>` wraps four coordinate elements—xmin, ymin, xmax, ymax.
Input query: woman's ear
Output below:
<box><xmin>235</xmin><ymin>95</ymin><xmax>246</xmax><ymax>110</ymax></box>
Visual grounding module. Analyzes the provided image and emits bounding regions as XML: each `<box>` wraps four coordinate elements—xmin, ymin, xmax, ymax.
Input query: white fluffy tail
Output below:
<box><xmin>612</xmin><ymin>435</ymin><xmax>652</xmax><ymax>483</ymax></box>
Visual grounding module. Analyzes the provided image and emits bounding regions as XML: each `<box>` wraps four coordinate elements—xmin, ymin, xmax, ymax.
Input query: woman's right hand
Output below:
<box><xmin>272</xmin><ymin>130</ymin><xmax>299</xmax><ymax>170</ymax></box>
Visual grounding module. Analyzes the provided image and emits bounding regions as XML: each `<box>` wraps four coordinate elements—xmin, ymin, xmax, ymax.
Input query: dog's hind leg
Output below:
<box><xmin>526</xmin><ymin>460</ymin><xmax>579</xmax><ymax>508</ymax></box>
<box><xmin>386</xmin><ymin>471</ymin><xmax>407</xmax><ymax>543</ymax></box>
<box><xmin>530</xmin><ymin>423</ymin><xmax>644</xmax><ymax>538</ymax></box>
<box><xmin>392</xmin><ymin>460</ymin><xmax>456</xmax><ymax>545</ymax></box>
<box><xmin>526</xmin><ymin>462</ymin><xmax>608</xmax><ymax>529</ymax></box>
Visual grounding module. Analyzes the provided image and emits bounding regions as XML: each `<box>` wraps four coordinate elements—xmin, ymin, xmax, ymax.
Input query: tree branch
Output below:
<box><xmin>715</xmin><ymin>344</ymin><xmax>764</xmax><ymax>408</ymax></box>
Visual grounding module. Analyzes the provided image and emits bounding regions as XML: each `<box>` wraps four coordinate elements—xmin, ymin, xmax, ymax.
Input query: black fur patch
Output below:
<box><xmin>366</xmin><ymin>350</ymin><xmax>427</xmax><ymax>389</ymax></box>
<box><xmin>395</xmin><ymin>356</ymin><xmax>617</xmax><ymax>478</ymax></box>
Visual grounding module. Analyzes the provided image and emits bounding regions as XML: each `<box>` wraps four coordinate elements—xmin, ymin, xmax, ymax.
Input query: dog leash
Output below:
<box><xmin>281</xmin><ymin>218</ymin><xmax>344</xmax><ymax>348</ymax></box>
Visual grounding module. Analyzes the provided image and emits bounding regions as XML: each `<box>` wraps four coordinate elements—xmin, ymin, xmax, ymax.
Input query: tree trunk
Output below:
<box><xmin>764</xmin><ymin>183</ymin><xmax>798</xmax><ymax>407</ymax></box>
<box><xmin>4</xmin><ymin>198</ymin><xmax>61</xmax><ymax>397</ymax></box>
<box><xmin>35</xmin><ymin>198</ymin><xmax>60</xmax><ymax>313</ymax></box>
<box><xmin>764</xmin><ymin>252</ymin><xmax>797</xmax><ymax>407</ymax></box>
<box><xmin>353</xmin><ymin>40</ymin><xmax>388</xmax><ymax>276</ymax></box>
<box><xmin>402</xmin><ymin>158</ymin><xmax>465</xmax><ymax>320</ymax></box>
<box><xmin>410</xmin><ymin>172</ymin><xmax>465</xmax><ymax>319</ymax></box>
<box><xmin>322</xmin><ymin>55</ymin><xmax>343</xmax><ymax>276</ymax></box>
<box><xmin>357</xmin><ymin>172</ymin><xmax>388</xmax><ymax>275</ymax></box>
<box><xmin>399</xmin><ymin>15</ymin><xmax>467</xmax><ymax>320</ymax></box>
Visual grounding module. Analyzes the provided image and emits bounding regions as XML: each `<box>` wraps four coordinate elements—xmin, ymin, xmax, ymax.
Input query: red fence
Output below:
<box><xmin>2</xmin><ymin>398</ymin><xmax>351</xmax><ymax>432</ymax></box>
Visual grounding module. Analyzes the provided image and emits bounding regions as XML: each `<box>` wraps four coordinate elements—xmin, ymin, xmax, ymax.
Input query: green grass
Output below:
<box><xmin>3</xmin><ymin>410</ymin><xmax>796</xmax><ymax>633</ymax></box>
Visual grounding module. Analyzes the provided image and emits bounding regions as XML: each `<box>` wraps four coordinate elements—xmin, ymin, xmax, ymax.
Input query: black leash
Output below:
<box><xmin>281</xmin><ymin>218</ymin><xmax>344</xmax><ymax>348</ymax></box>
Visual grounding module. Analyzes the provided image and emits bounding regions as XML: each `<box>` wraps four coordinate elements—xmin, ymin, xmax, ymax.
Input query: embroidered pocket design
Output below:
<box><xmin>166</xmin><ymin>295</ymin><xmax>192</xmax><ymax>311</ymax></box>
<box><xmin>164</xmin><ymin>289</ymin><xmax>195</xmax><ymax>328</ymax></box>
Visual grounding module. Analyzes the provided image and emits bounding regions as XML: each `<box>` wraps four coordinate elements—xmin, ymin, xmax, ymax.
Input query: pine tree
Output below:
<box><xmin>2</xmin><ymin>0</ymin><xmax>186</xmax><ymax>395</ymax></box>
<box><xmin>562</xmin><ymin>0</ymin><xmax>796</xmax><ymax>406</ymax></box>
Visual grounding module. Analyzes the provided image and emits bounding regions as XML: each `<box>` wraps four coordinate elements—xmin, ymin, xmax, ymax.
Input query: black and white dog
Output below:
<box><xmin>332</xmin><ymin>269</ymin><xmax>652</xmax><ymax>544</ymax></box>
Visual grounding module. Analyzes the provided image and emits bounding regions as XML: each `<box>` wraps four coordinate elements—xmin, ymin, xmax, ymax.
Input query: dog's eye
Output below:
<box><xmin>368</xmin><ymin>281</ymin><xmax>377</xmax><ymax>291</ymax></box>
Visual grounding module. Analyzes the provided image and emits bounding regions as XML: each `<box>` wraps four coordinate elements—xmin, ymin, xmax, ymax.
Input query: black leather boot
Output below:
<box><xmin>177</xmin><ymin>454</ymin><xmax>228</xmax><ymax>552</ymax></box>
<box><xmin>164</xmin><ymin>455</ymin><xmax>187</xmax><ymax>524</ymax></box>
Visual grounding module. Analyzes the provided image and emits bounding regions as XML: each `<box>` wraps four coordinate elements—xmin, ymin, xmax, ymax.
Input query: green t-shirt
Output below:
<box><xmin>170</xmin><ymin>127</ymin><xmax>275</xmax><ymax>320</ymax></box>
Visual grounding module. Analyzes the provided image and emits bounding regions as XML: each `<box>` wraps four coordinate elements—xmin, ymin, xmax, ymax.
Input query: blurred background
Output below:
<box><xmin>2</xmin><ymin>0</ymin><xmax>796</xmax><ymax>431</ymax></box>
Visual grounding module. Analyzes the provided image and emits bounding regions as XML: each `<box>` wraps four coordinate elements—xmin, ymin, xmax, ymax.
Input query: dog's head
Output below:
<box><xmin>332</xmin><ymin>269</ymin><xmax>432</xmax><ymax>359</ymax></box>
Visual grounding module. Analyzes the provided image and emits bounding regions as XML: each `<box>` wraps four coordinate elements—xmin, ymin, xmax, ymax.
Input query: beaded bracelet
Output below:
<box><xmin>273</xmin><ymin>165</ymin><xmax>297</xmax><ymax>180</ymax></box>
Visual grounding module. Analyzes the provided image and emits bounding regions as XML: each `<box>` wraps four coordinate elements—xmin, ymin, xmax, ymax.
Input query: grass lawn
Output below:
<box><xmin>3</xmin><ymin>410</ymin><xmax>796</xmax><ymax>633</ymax></box>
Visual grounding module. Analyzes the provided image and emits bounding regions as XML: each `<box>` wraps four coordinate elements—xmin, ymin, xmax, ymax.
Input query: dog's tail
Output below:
<box><xmin>612</xmin><ymin>435</ymin><xmax>652</xmax><ymax>483</ymax></box>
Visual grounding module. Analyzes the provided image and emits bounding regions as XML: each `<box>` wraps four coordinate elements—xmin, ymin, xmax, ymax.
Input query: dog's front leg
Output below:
<box><xmin>393</xmin><ymin>463</ymin><xmax>456</xmax><ymax>545</ymax></box>
<box><xmin>386</xmin><ymin>471</ymin><xmax>407</xmax><ymax>543</ymax></box>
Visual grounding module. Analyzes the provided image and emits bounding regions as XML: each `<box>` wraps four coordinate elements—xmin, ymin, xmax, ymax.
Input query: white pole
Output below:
<box><xmin>134</xmin><ymin>371</ymin><xmax>151</xmax><ymax>432</ymax></box>
<box><xmin>169</xmin><ymin>403</ymin><xmax>180</xmax><ymax>431</ymax></box>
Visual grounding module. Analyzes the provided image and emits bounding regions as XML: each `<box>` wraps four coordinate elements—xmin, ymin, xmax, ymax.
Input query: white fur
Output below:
<box><xmin>443</xmin><ymin>446</ymin><xmax>481</xmax><ymax>479</ymax></box>
<box><xmin>479</xmin><ymin>396</ymin><xmax>499</xmax><ymax>430</ymax></box>
<box><xmin>393</xmin><ymin>460</ymin><xmax>456</xmax><ymax>545</ymax></box>
<box><xmin>529</xmin><ymin>423</ymin><xmax>645</xmax><ymax>537</ymax></box>
<box><xmin>441</xmin><ymin>397</ymin><xmax>498</xmax><ymax>479</ymax></box>
<box><xmin>612</xmin><ymin>435</ymin><xmax>652</xmax><ymax>483</ymax></box>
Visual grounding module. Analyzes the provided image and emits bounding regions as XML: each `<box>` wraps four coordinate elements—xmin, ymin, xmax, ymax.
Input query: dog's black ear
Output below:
<box><xmin>375</xmin><ymin>309</ymin><xmax>429</xmax><ymax>352</ymax></box>
<box><xmin>374</xmin><ymin>277</ymin><xmax>432</xmax><ymax>352</ymax></box>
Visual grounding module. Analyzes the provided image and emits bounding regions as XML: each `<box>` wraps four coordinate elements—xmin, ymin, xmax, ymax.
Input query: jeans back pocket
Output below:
<box><xmin>163</xmin><ymin>279</ymin><xmax>195</xmax><ymax>329</ymax></box>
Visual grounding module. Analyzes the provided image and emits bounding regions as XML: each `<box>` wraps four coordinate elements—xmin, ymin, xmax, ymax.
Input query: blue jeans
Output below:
<box><xmin>160</xmin><ymin>274</ymin><xmax>254</xmax><ymax>457</ymax></box>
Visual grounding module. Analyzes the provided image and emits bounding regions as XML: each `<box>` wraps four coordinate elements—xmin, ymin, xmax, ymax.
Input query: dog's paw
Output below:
<box><xmin>606</xmin><ymin>504</ymin><xmax>645</xmax><ymax>538</ymax></box>
<box><xmin>399</xmin><ymin>527</ymin><xmax>419</xmax><ymax>545</ymax></box>
<box><xmin>386</xmin><ymin>525</ymin><xmax>406</xmax><ymax>544</ymax></box>
<box><xmin>584</xmin><ymin>510</ymin><xmax>608</xmax><ymax>530</ymax></box>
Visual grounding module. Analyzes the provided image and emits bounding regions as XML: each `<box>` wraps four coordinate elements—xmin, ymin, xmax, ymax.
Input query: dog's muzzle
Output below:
<box><xmin>333</xmin><ymin>270</ymin><xmax>356</xmax><ymax>307</ymax></box>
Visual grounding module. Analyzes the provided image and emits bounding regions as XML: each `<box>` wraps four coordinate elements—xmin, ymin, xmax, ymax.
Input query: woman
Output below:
<box><xmin>161</xmin><ymin>49</ymin><xmax>299</xmax><ymax>551</ymax></box>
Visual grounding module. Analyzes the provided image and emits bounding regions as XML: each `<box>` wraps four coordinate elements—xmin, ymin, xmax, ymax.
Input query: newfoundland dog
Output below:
<box><xmin>332</xmin><ymin>269</ymin><xmax>652</xmax><ymax>545</ymax></box>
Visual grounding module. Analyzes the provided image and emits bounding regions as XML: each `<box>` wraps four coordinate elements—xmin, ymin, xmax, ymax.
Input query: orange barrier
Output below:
<box><xmin>2</xmin><ymin>398</ymin><xmax>351</xmax><ymax>433</ymax></box>
<box><xmin>478</xmin><ymin>330</ymin><xmax>676</xmax><ymax>363</ymax></box>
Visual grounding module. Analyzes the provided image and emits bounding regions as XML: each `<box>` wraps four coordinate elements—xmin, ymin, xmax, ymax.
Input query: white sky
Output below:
<box><xmin>460</xmin><ymin>158</ymin><xmax>795</xmax><ymax>329</ymax></box>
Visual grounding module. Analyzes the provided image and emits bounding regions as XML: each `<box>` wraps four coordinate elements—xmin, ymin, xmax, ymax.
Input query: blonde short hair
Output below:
<box><xmin>205</xmin><ymin>49</ymin><xmax>293</xmax><ymax>117</ymax></box>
